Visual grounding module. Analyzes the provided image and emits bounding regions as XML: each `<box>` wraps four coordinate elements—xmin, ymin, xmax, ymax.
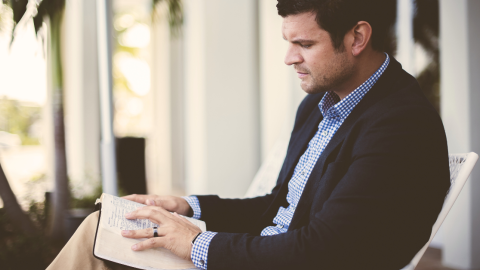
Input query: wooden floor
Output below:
<box><xmin>416</xmin><ymin>248</ymin><xmax>458</xmax><ymax>270</ymax></box>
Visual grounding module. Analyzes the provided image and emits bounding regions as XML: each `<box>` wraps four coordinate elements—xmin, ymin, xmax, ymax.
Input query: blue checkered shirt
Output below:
<box><xmin>183</xmin><ymin>54</ymin><xmax>390</xmax><ymax>269</ymax></box>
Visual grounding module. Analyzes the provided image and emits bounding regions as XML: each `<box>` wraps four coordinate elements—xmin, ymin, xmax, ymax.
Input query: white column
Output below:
<box><xmin>43</xmin><ymin>17</ymin><xmax>55</xmax><ymax>193</ymax></box>
<box><xmin>63</xmin><ymin>0</ymin><xmax>101</xmax><ymax>196</ymax></box>
<box><xmin>184</xmin><ymin>0</ymin><xmax>261</xmax><ymax>198</ymax></box>
<box><xmin>147</xmin><ymin>2</ymin><xmax>191</xmax><ymax>197</ymax></box>
<box><xmin>169</xmin><ymin>35</ymin><xmax>186</xmax><ymax>194</ymax></box>
<box><xmin>146</xmin><ymin>8</ymin><xmax>173</xmax><ymax>196</ymax></box>
<box><xmin>441</xmin><ymin>0</ymin><xmax>480</xmax><ymax>268</ymax></box>
<box><xmin>96</xmin><ymin>0</ymin><xmax>118</xmax><ymax>196</ymax></box>
<box><xmin>396</xmin><ymin>0</ymin><xmax>415</xmax><ymax>76</ymax></box>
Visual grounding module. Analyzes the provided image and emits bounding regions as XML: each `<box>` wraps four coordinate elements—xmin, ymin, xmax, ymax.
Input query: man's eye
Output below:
<box><xmin>301</xmin><ymin>44</ymin><xmax>312</xmax><ymax>49</ymax></box>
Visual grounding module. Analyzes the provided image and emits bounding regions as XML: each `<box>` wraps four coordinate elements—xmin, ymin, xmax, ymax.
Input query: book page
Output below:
<box><xmin>94</xmin><ymin>193</ymin><xmax>205</xmax><ymax>270</ymax></box>
<box><xmin>100</xmin><ymin>193</ymin><xmax>159</xmax><ymax>232</ymax></box>
<box><xmin>100</xmin><ymin>193</ymin><xmax>207</xmax><ymax>233</ymax></box>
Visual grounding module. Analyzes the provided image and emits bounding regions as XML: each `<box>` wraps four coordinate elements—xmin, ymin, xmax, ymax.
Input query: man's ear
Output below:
<box><xmin>348</xmin><ymin>21</ymin><xmax>373</xmax><ymax>56</ymax></box>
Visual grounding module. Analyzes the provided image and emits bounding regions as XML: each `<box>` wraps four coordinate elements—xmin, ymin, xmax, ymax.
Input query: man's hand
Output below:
<box><xmin>121</xmin><ymin>206</ymin><xmax>202</xmax><ymax>261</ymax></box>
<box><xmin>122</xmin><ymin>194</ymin><xmax>192</xmax><ymax>216</ymax></box>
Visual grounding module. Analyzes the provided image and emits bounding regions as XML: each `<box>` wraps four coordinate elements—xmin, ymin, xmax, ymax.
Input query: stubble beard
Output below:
<box><xmin>298</xmin><ymin>51</ymin><xmax>354</xmax><ymax>94</ymax></box>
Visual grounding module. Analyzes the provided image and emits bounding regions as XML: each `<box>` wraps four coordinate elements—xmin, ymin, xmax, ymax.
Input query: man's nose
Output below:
<box><xmin>284</xmin><ymin>45</ymin><xmax>303</xmax><ymax>66</ymax></box>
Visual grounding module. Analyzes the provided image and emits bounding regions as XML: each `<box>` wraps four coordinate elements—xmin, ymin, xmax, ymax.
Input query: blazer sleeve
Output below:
<box><xmin>195</xmin><ymin>193</ymin><xmax>276</xmax><ymax>234</ymax></box>
<box><xmin>203</xmin><ymin>105</ymin><xmax>450</xmax><ymax>270</ymax></box>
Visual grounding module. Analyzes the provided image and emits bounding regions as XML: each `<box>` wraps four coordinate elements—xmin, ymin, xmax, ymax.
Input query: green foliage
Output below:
<box><xmin>0</xmin><ymin>202</ymin><xmax>58</xmax><ymax>270</ymax></box>
<box><xmin>0</xmin><ymin>98</ymin><xmax>41</xmax><ymax>145</ymax></box>
<box><xmin>152</xmin><ymin>0</ymin><xmax>183</xmax><ymax>36</ymax></box>
<box><xmin>417</xmin><ymin>61</ymin><xmax>440</xmax><ymax>113</ymax></box>
<box><xmin>414</xmin><ymin>0</ymin><xmax>439</xmax><ymax>57</ymax></box>
<box><xmin>6</xmin><ymin>0</ymin><xmax>65</xmax><ymax>35</ymax></box>
<box><xmin>69</xmin><ymin>184</ymin><xmax>129</xmax><ymax>209</ymax></box>
<box><xmin>70</xmin><ymin>184</ymin><xmax>103</xmax><ymax>209</ymax></box>
<box><xmin>414</xmin><ymin>0</ymin><xmax>440</xmax><ymax>113</ymax></box>
<box><xmin>6</xmin><ymin>0</ymin><xmax>27</xmax><ymax>27</ymax></box>
<box><xmin>0</xmin><ymin>172</ymin><xmax>105</xmax><ymax>269</ymax></box>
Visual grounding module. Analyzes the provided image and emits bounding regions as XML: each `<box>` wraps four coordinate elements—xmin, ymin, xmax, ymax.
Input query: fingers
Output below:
<box><xmin>122</xmin><ymin>195</ymin><xmax>163</xmax><ymax>208</ymax></box>
<box><xmin>122</xmin><ymin>195</ymin><xmax>189</xmax><ymax>216</ymax></box>
<box><xmin>122</xmin><ymin>194</ymin><xmax>149</xmax><ymax>204</ymax></box>
<box><xmin>125</xmin><ymin>206</ymin><xmax>171</xmax><ymax>225</ymax></box>
<box><xmin>122</xmin><ymin>227</ymin><xmax>165</xmax><ymax>239</ymax></box>
<box><xmin>122</xmin><ymin>211</ymin><xmax>199</xmax><ymax>260</ymax></box>
<box><xmin>131</xmin><ymin>237</ymin><xmax>166</xmax><ymax>251</ymax></box>
<box><xmin>149</xmin><ymin>197</ymin><xmax>176</xmax><ymax>209</ymax></box>
<box><xmin>122</xmin><ymin>194</ymin><xmax>169</xmax><ymax>208</ymax></box>
<box><xmin>145</xmin><ymin>199</ymin><xmax>156</xmax><ymax>206</ymax></box>
<box><xmin>171</xmin><ymin>212</ymin><xmax>190</xmax><ymax>225</ymax></box>
<box><xmin>121</xmin><ymin>227</ymin><xmax>153</xmax><ymax>239</ymax></box>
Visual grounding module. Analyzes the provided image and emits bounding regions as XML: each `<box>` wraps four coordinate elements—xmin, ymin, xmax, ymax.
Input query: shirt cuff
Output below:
<box><xmin>191</xmin><ymin>231</ymin><xmax>217</xmax><ymax>270</ymax></box>
<box><xmin>182</xmin><ymin>196</ymin><xmax>202</xmax><ymax>219</ymax></box>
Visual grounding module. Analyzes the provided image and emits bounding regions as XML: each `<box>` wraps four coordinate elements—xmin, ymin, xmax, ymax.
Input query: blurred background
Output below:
<box><xmin>0</xmin><ymin>0</ymin><xmax>479</xmax><ymax>269</ymax></box>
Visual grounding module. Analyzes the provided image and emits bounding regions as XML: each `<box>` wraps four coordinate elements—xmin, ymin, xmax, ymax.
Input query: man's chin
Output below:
<box><xmin>301</xmin><ymin>83</ymin><xmax>325</xmax><ymax>94</ymax></box>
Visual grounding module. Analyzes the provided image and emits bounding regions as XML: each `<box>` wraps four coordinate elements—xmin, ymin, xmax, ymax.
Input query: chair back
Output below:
<box><xmin>244</xmin><ymin>137</ymin><xmax>289</xmax><ymax>198</ymax></box>
<box><xmin>401</xmin><ymin>152</ymin><xmax>478</xmax><ymax>270</ymax></box>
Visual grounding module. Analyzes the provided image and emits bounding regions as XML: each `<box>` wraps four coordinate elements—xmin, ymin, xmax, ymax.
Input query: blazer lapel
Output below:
<box><xmin>288</xmin><ymin>56</ymin><xmax>404</xmax><ymax>229</ymax></box>
<box><xmin>285</xmin><ymin>108</ymin><xmax>323</xmax><ymax>175</ymax></box>
<box><xmin>263</xmin><ymin>105</ymin><xmax>323</xmax><ymax>215</ymax></box>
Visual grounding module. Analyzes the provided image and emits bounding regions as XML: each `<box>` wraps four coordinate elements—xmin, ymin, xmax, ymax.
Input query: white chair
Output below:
<box><xmin>244</xmin><ymin>142</ymin><xmax>479</xmax><ymax>270</ymax></box>
<box><xmin>244</xmin><ymin>137</ymin><xmax>290</xmax><ymax>198</ymax></box>
<box><xmin>401</xmin><ymin>152</ymin><xmax>478</xmax><ymax>270</ymax></box>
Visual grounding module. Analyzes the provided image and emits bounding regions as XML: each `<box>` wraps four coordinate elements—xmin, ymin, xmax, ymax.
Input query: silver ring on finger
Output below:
<box><xmin>153</xmin><ymin>227</ymin><xmax>158</xmax><ymax>237</ymax></box>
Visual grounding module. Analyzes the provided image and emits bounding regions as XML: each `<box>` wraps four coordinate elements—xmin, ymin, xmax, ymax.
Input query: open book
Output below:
<box><xmin>93</xmin><ymin>193</ymin><xmax>206</xmax><ymax>270</ymax></box>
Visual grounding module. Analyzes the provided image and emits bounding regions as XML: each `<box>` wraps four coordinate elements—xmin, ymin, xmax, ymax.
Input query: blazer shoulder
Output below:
<box><xmin>387</xmin><ymin>74</ymin><xmax>439</xmax><ymax>119</ymax></box>
<box><xmin>370</xmin><ymin>66</ymin><xmax>440</xmax><ymax>121</ymax></box>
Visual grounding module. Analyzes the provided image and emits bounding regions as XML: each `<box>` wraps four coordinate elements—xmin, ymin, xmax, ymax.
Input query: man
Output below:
<box><xmin>48</xmin><ymin>0</ymin><xmax>450</xmax><ymax>269</ymax></box>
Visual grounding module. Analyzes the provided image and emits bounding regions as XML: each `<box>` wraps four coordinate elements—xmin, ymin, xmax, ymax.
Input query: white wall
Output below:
<box><xmin>183</xmin><ymin>0</ymin><xmax>261</xmax><ymax>198</ymax></box>
<box><xmin>181</xmin><ymin>0</ymin><xmax>307</xmax><ymax>198</ymax></box>
<box><xmin>259</xmin><ymin>0</ymin><xmax>306</xmax><ymax>161</ymax></box>
<box><xmin>146</xmin><ymin>5</ymin><xmax>187</xmax><ymax>196</ymax></box>
<box><xmin>146</xmin><ymin>7</ymin><xmax>172</xmax><ymax>196</ymax></box>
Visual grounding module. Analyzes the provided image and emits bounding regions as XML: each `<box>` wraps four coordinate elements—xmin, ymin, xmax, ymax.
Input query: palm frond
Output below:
<box><xmin>152</xmin><ymin>0</ymin><xmax>183</xmax><ymax>35</ymax></box>
<box><xmin>413</xmin><ymin>0</ymin><xmax>440</xmax><ymax>113</ymax></box>
<box><xmin>413</xmin><ymin>0</ymin><xmax>439</xmax><ymax>58</ymax></box>
<box><xmin>6</xmin><ymin>0</ymin><xmax>64</xmax><ymax>43</ymax></box>
<box><xmin>35</xmin><ymin>0</ymin><xmax>64</xmax><ymax>30</ymax></box>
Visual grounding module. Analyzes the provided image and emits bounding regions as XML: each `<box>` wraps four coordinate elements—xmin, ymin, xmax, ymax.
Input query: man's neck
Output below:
<box><xmin>334</xmin><ymin>52</ymin><xmax>387</xmax><ymax>100</ymax></box>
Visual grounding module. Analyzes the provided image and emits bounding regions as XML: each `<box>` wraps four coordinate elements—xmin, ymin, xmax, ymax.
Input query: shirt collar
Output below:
<box><xmin>319</xmin><ymin>53</ymin><xmax>390</xmax><ymax>120</ymax></box>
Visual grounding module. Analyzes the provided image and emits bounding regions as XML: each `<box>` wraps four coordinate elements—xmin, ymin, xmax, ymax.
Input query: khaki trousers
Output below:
<box><xmin>46</xmin><ymin>211</ymin><xmax>137</xmax><ymax>270</ymax></box>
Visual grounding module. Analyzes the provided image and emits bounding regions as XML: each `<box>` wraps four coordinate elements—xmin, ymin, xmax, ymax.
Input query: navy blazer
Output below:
<box><xmin>196</xmin><ymin>56</ymin><xmax>450</xmax><ymax>270</ymax></box>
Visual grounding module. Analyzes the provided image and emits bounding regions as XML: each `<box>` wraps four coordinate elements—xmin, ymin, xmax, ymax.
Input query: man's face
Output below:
<box><xmin>282</xmin><ymin>12</ymin><xmax>354</xmax><ymax>94</ymax></box>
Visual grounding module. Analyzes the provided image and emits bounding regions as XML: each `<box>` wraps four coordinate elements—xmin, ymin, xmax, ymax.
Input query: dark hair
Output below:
<box><xmin>277</xmin><ymin>0</ymin><xmax>397</xmax><ymax>53</ymax></box>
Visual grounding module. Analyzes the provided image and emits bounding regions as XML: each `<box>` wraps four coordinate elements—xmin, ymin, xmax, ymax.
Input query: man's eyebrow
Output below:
<box><xmin>282</xmin><ymin>37</ymin><xmax>316</xmax><ymax>43</ymax></box>
<box><xmin>290</xmin><ymin>38</ymin><xmax>315</xmax><ymax>44</ymax></box>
